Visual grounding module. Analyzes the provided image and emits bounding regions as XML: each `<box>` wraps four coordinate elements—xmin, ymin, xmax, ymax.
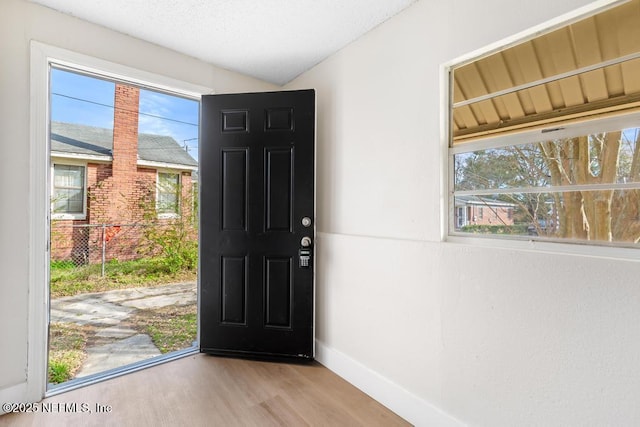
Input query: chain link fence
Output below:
<box><xmin>50</xmin><ymin>223</ymin><xmax>154</xmax><ymax>276</ymax></box>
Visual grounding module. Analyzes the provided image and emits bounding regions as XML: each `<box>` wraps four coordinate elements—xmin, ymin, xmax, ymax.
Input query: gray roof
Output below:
<box><xmin>51</xmin><ymin>121</ymin><xmax>198</xmax><ymax>168</ymax></box>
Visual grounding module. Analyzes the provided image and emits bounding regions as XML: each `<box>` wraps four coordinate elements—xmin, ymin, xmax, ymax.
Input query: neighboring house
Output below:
<box><xmin>454</xmin><ymin>195</ymin><xmax>515</xmax><ymax>229</ymax></box>
<box><xmin>50</xmin><ymin>84</ymin><xmax>198</xmax><ymax>262</ymax></box>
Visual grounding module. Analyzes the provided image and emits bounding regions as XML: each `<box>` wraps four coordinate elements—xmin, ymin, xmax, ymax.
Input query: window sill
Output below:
<box><xmin>446</xmin><ymin>233</ymin><xmax>640</xmax><ymax>262</ymax></box>
<box><xmin>51</xmin><ymin>214</ymin><xmax>86</xmax><ymax>221</ymax></box>
<box><xmin>157</xmin><ymin>213</ymin><xmax>180</xmax><ymax>220</ymax></box>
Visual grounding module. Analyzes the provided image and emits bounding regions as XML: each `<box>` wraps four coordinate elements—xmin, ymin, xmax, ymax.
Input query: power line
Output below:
<box><xmin>52</xmin><ymin>92</ymin><xmax>199</xmax><ymax>127</ymax></box>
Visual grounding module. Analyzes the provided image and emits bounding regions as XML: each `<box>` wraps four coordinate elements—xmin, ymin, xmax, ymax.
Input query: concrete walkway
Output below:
<box><xmin>50</xmin><ymin>282</ymin><xmax>196</xmax><ymax>378</ymax></box>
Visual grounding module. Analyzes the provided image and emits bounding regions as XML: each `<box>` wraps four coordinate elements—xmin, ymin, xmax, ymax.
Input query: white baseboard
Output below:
<box><xmin>0</xmin><ymin>382</ymin><xmax>29</xmax><ymax>415</ymax></box>
<box><xmin>315</xmin><ymin>340</ymin><xmax>465</xmax><ymax>427</ymax></box>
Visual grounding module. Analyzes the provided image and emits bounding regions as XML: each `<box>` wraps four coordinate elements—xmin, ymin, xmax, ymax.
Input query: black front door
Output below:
<box><xmin>200</xmin><ymin>90</ymin><xmax>315</xmax><ymax>360</ymax></box>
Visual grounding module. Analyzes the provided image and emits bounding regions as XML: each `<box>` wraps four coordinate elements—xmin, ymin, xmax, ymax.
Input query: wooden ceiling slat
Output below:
<box><xmin>477</xmin><ymin>99</ymin><xmax>500</xmax><ymax>125</ymax></box>
<box><xmin>571</xmin><ymin>17</ymin><xmax>610</xmax><ymax>103</ymax></box>
<box><xmin>476</xmin><ymin>55</ymin><xmax>515</xmax><ymax>120</ymax></box>
<box><xmin>532</xmin><ymin>32</ymin><xmax>568</xmax><ymax>109</ymax></box>
<box><xmin>594</xmin><ymin>5</ymin><xmax>622</xmax><ymax>60</ymax></box>
<box><xmin>455</xmin><ymin>63</ymin><xmax>487</xmax><ymax>99</ymax></box>
<box><xmin>620</xmin><ymin>61</ymin><xmax>640</xmax><ymax>95</ymax></box>
<box><xmin>452</xmin><ymin>0</ymin><xmax>640</xmax><ymax>142</ymax></box>
<box><xmin>479</xmin><ymin>53</ymin><xmax>525</xmax><ymax>120</ymax></box>
<box><xmin>613</xmin><ymin>0</ymin><xmax>640</xmax><ymax>57</ymax></box>
<box><xmin>515</xmin><ymin>90</ymin><xmax>536</xmax><ymax>117</ymax></box>
<box><xmin>456</xmin><ymin>64</ymin><xmax>501</xmax><ymax>125</ymax></box>
<box><xmin>603</xmin><ymin>65</ymin><xmax>625</xmax><ymax>98</ymax></box>
<box><xmin>479</xmin><ymin>54</ymin><xmax>526</xmax><ymax>120</ymax></box>
<box><xmin>595</xmin><ymin>2</ymin><xmax>626</xmax><ymax>100</ymax></box>
<box><xmin>511</xmin><ymin>42</ymin><xmax>553</xmax><ymax>113</ymax></box>
<box><xmin>476</xmin><ymin>54</ymin><xmax>510</xmax><ymax>93</ymax></box>
<box><xmin>580</xmin><ymin>69</ymin><xmax>610</xmax><ymax>102</ymax></box>
<box><xmin>453</xmin><ymin>78</ymin><xmax>479</xmax><ymax>130</ymax></box>
<box><xmin>455</xmin><ymin>106</ymin><xmax>480</xmax><ymax>132</ymax></box>
<box><xmin>452</xmin><ymin>75</ymin><xmax>467</xmax><ymax>104</ymax></box>
<box><xmin>490</xmin><ymin>96</ymin><xmax>509</xmax><ymax>121</ymax></box>
<box><xmin>616</xmin><ymin>2</ymin><xmax>640</xmax><ymax>95</ymax></box>
<box><xmin>570</xmin><ymin>17</ymin><xmax>602</xmax><ymax>67</ymax></box>
<box><xmin>467</xmin><ymin>64</ymin><xmax>500</xmax><ymax>124</ymax></box>
<box><xmin>468</xmin><ymin>103</ymin><xmax>487</xmax><ymax>125</ymax></box>
<box><xmin>540</xmin><ymin>28</ymin><xmax>584</xmax><ymax>107</ymax></box>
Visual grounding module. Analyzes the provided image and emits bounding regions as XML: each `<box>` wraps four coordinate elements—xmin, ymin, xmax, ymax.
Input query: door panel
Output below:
<box><xmin>200</xmin><ymin>90</ymin><xmax>315</xmax><ymax>360</ymax></box>
<box><xmin>220</xmin><ymin>256</ymin><xmax>247</xmax><ymax>325</ymax></box>
<box><xmin>264</xmin><ymin>257</ymin><xmax>292</xmax><ymax>328</ymax></box>
<box><xmin>265</xmin><ymin>147</ymin><xmax>293</xmax><ymax>232</ymax></box>
<box><xmin>221</xmin><ymin>149</ymin><xmax>248</xmax><ymax>231</ymax></box>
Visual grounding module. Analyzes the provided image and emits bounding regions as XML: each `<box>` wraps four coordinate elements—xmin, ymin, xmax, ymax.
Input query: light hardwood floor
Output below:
<box><xmin>1</xmin><ymin>354</ymin><xmax>410</xmax><ymax>426</ymax></box>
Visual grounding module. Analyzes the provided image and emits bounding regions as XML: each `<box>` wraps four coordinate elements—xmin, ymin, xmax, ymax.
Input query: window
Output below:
<box><xmin>52</xmin><ymin>163</ymin><xmax>86</xmax><ymax>218</ymax></box>
<box><xmin>157</xmin><ymin>171</ymin><xmax>180</xmax><ymax>217</ymax></box>
<box><xmin>448</xmin><ymin>0</ymin><xmax>640</xmax><ymax>248</ymax></box>
<box><xmin>452</xmin><ymin>118</ymin><xmax>640</xmax><ymax>243</ymax></box>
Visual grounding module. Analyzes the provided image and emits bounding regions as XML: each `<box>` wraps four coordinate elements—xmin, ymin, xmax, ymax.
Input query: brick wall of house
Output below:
<box><xmin>181</xmin><ymin>171</ymin><xmax>194</xmax><ymax>220</ymax></box>
<box><xmin>51</xmin><ymin>83</ymin><xmax>196</xmax><ymax>263</ymax></box>
<box><xmin>468</xmin><ymin>205</ymin><xmax>514</xmax><ymax>226</ymax></box>
<box><xmin>112</xmin><ymin>85</ymin><xmax>139</xmax><ymax>175</ymax></box>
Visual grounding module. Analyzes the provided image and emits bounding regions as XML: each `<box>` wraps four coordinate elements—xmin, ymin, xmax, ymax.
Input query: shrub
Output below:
<box><xmin>460</xmin><ymin>224</ymin><xmax>529</xmax><ymax>235</ymax></box>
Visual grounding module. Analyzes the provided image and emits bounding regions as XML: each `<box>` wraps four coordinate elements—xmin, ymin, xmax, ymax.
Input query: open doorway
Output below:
<box><xmin>47</xmin><ymin>66</ymin><xmax>200</xmax><ymax>388</ymax></box>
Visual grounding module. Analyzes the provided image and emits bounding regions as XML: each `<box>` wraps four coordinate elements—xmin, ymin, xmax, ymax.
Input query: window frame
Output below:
<box><xmin>440</xmin><ymin>0</ymin><xmax>637</xmax><ymax>259</ymax></box>
<box><xmin>448</xmin><ymin>107</ymin><xmax>640</xmax><ymax>247</ymax></box>
<box><xmin>50</xmin><ymin>160</ymin><xmax>87</xmax><ymax>220</ymax></box>
<box><xmin>156</xmin><ymin>169</ymin><xmax>182</xmax><ymax>218</ymax></box>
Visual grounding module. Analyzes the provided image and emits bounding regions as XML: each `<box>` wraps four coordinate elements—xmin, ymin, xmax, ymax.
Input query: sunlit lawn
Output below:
<box><xmin>49</xmin><ymin>258</ymin><xmax>197</xmax><ymax>384</ymax></box>
<box><xmin>50</xmin><ymin>257</ymin><xmax>196</xmax><ymax>298</ymax></box>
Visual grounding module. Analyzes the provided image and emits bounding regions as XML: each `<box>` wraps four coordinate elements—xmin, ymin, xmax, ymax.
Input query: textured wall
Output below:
<box><xmin>0</xmin><ymin>0</ymin><xmax>276</xmax><ymax>405</ymax></box>
<box><xmin>286</xmin><ymin>0</ymin><xmax>640</xmax><ymax>425</ymax></box>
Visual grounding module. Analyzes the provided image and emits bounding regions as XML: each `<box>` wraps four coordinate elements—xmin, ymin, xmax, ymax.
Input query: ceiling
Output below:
<box><xmin>29</xmin><ymin>0</ymin><xmax>417</xmax><ymax>85</ymax></box>
<box><xmin>452</xmin><ymin>0</ymin><xmax>640</xmax><ymax>142</ymax></box>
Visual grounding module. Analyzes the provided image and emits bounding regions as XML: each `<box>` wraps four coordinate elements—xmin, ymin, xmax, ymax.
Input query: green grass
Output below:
<box><xmin>49</xmin><ymin>257</ymin><xmax>197</xmax><ymax>383</ymax></box>
<box><xmin>50</xmin><ymin>260</ymin><xmax>76</xmax><ymax>270</ymax></box>
<box><xmin>132</xmin><ymin>305</ymin><xmax>197</xmax><ymax>354</ymax></box>
<box><xmin>48</xmin><ymin>322</ymin><xmax>91</xmax><ymax>384</ymax></box>
<box><xmin>460</xmin><ymin>224</ymin><xmax>530</xmax><ymax>235</ymax></box>
<box><xmin>50</xmin><ymin>257</ymin><xmax>196</xmax><ymax>298</ymax></box>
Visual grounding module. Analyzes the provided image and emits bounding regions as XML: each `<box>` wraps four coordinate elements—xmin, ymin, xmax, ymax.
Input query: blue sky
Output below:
<box><xmin>50</xmin><ymin>68</ymin><xmax>200</xmax><ymax>161</ymax></box>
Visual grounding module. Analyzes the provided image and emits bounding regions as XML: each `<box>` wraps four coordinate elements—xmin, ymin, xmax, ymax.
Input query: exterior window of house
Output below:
<box><xmin>52</xmin><ymin>164</ymin><xmax>86</xmax><ymax>218</ymax></box>
<box><xmin>478</xmin><ymin>207</ymin><xmax>483</xmax><ymax>219</ymax></box>
<box><xmin>456</xmin><ymin>207</ymin><xmax>465</xmax><ymax>228</ymax></box>
<box><xmin>157</xmin><ymin>171</ymin><xmax>180</xmax><ymax>216</ymax></box>
<box><xmin>449</xmin><ymin>0</ymin><xmax>640</xmax><ymax>248</ymax></box>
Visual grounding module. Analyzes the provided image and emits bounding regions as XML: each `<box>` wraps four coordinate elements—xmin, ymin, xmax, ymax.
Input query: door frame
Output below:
<box><xmin>29</xmin><ymin>41</ymin><xmax>211</xmax><ymax>400</ymax></box>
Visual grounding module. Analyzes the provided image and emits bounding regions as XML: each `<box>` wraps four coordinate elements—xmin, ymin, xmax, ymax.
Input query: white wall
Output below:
<box><xmin>287</xmin><ymin>0</ymin><xmax>640</xmax><ymax>425</ymax></box>
<box><xmin>0</xmin><ymin>0</ymin><xmax>276</xmax><ymax>405</ymax></box>
<box><xmin>3</xmin><ymin>0</ymin><xmax>640</xmax><ymax>425</ymax></box>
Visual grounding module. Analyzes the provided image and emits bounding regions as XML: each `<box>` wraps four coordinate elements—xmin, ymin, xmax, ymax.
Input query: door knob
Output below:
<box><xmin>301</xmin><ymin>236</ymin><xmax>312</xmax><ymax>247</ymax></box>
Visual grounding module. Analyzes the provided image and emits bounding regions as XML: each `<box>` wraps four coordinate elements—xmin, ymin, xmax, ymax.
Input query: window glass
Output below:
<box><xmin>453</xmin><ymin>124</ymin><xmax>640</xmax><ymax>244</ymax></box>
<box><xmin>157</xmin><ymin>172</ymin><xmax>180</xmax><ymax>215</ymax></box>
<box><xmin>53</xmin><ymin>164</ymin><xmax>85</xmax><ymax>214</ymax></box>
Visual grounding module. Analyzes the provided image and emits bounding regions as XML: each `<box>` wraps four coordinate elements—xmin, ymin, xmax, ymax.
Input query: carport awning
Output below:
<box><xmin>452</xmin><ymin>0</ymin><xmax>640</xmax><ymax>143</ymax></box>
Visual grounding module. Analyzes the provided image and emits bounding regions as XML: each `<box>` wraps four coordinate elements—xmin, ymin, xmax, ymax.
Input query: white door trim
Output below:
<box><xmin>27</xmin><ymin>41</ymin><xmax>212</xmax><ymax>402</ymax></box>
